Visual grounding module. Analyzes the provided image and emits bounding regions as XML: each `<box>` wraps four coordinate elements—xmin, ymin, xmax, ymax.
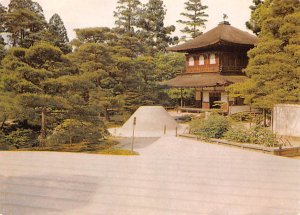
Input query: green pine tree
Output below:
<box><xmin>177</xmin><ymin>0</ymin><xmax>208</xmax><ymax>39</ymax></box>
<box><xmin>114</xmin><ymin>0</ymin><xmax>141</xmax><ymax>34</ymax></box>
<box><xmin>49</xmin><ymin>13</ymin><xmax>69</xmax><ymax>43</ymax></box>
<box><xmin>6</xmin><ymin>0</ymin><xmax>47</xmax><ymax>47</ymax></box>
<box><xmin>48</xmin><ymin>13</ymin><xmax>71</xmax><ymax>53</ymax></box>
<box><xmin>228</xmin><ymin>0</ymin><xmax>300</xmax><ymax>111</ymax></box>
<box><xmin>246</xmin><ymin>0</ymin><xmax>264</xmax><ymax>35</ymax></box>
<box><xmin>137</xmin><ymin>0</ymin><xmax>177</xmax><ymax>54</ymax></box>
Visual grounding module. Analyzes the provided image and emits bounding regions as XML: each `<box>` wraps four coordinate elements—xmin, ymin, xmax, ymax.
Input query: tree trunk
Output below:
<box><xmin>0</xmin><ymin>116</ymin><xmax>7</xmax><ymax>130</ymax></box>
<box><xmin>105</xmin><ymin>108</ymin><xmax>110</xmax><ymax>121</ymax></box>
<box><xmin>40</xmin><ymin>110</ymin><xmax>46</xmax><ymax>146</ymax></box>
<box><xmin>69</xmin><ymin>128</ymin><xmax>72</xmax><ymax>145</ymax></box>
<box><xmin>263</xmin><ymin>109</ymin><xmax>267</xmax><ymax>127</ymax></box>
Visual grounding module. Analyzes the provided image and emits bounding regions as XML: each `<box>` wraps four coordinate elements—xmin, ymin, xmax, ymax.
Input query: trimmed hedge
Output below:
<box><xmin>225</xmin><ymin>126</ymin><xmax>279</xmax><ymax>147</ymax></box>
<box><xmin>190</xmin><ymin>114</ymin><xmax>230</xmax><ymax>139</ymax></box>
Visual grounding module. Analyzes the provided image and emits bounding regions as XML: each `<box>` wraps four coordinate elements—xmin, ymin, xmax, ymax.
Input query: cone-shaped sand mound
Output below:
<box><xmin>113</xmin><ymin>106</ymin><xmax>179</xmax><ymax>137</ymax></box>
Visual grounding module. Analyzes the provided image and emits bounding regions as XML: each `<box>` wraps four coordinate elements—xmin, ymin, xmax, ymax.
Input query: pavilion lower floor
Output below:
<box><xmin>162</xmin><ymin>73</ymin><xmax>249</xmax><ymax>114</ymax></box>
<box><xmin>182</xmin><ymin>87</ymin><xmax>248</xmax><ymax>114</ymax></box>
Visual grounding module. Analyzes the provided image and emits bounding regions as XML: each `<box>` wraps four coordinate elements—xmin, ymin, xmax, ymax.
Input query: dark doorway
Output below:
<box><xmin>195</xmin><ymin>91</ymin><xmax>203</xmax><ymax>108</ymax></box>
<box><xmin>209</xmin><ymin>92</ymin><xmax>221</xmax><ymax>108</ymax></box>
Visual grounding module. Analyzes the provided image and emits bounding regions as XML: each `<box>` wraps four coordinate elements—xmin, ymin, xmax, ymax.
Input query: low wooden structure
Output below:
<box><xmin>163</xmin><ymin>21</ymin><xmax>258</xmax><ymax>113</ymax></box>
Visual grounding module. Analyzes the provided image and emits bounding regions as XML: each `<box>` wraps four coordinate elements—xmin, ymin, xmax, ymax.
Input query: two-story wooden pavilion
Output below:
<box><xmin>163</xmin><ymin>21</ymin><xmax>257</xmax><ymax>113</ymax></box>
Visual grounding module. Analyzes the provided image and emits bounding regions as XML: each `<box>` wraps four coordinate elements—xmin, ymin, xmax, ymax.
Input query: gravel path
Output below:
<box><xmin>1</xmin><ymin>136</ymin><xmax>300</xmax><ymax>215</ymax></box>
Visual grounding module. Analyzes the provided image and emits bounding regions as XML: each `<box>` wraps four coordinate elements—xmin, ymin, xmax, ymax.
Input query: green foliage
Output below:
<box><xmin>137</xmin><ymin>0</ymin><xmax>177</xmax><ymax>54</ymax></box>
<box><xmin>49</xmin><ymin>13</ymin><xmax>69</xmax><ymax>43</ymax></box>
<box><xmin>114</xmin><ymin>0</ymin><xmax>141</xmax><ymax>33</ymax></box>
<box><xmin>190</xmin><ymin>114</ymin><xmax>230</xmax><ymax>139</ymax></box>
<box><xmin>230</xmin><ymin>112</ymin><xmax>255</xmax><ymax>122</ymax></box>
<box><xmin>6</xmin><ymin>0</ymin><xmax>47</xmax><ymax>47</ymax></box>
<box><xmin>228</xmin><ymin>0</ymin><xmax>300</xmax><ymax>110</ymax></box>
<box><xmin>224</xmin><ymin>127</ymin><xmax>251</xmax><ymax>143</ymax></box>
<box><xmin>246</xmin><ymin>0</ymin><xmax>264</xmax><ymax>35</ymax></box>
<box><xmin>0</xmin><ymin>0</ymin><xmax>189</xmax><ymax>152</ymax></box>
<box><xmin>0</xmin><ymin>3</ymin><xmax>6</xmax><ymax>33</ymax></box>
<box><xmin>225</xmin><ymin>126</ymin><xmax>279</xmax><ymax>147</ymax></box>
<box><xmin>167</xmin><ymin>88</ymin><xmax>195</xmax><ymax>106</ymax></box>
<box><xmin>154</xmin><ymin>52</ymin><xmax>185</xmax><ymax>82</ymax></box>
<box><xmin>177</xmin><ymin>0</ymin><xmax>208</xmax><ymax>39</ymax></box>
<box><xmin>1</xmin><ymin>129</ymin><xmax>39</xmax><ymax>149</ymax></box>
<box><xmin>48</xmin><ymin>119</ymin><xmax>104</xmax><ymax>145</ymax></box>
<box><xmin>48</xmin><ymin>13</ymin><xmax>71</xmax><ymax>53</ymax></box>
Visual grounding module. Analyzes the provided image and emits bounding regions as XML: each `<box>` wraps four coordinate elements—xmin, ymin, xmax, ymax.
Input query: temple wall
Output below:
<box><xmin>273</xmin><ymin>104</ymin><xmax>300</xmax><ymax>137</ymax></box>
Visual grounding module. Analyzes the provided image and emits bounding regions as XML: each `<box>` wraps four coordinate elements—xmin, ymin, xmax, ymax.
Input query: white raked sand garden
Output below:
<box><xmin>1</xmin><ymin>135</ymin><xmax>300</xmax><ymax>215</ymax></box>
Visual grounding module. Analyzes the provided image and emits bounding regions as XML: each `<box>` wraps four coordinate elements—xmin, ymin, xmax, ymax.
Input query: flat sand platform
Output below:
<box><xmin>1</xmin><ymin>136</ymin><xmax>300</xmax><ymax>215</ymax></box>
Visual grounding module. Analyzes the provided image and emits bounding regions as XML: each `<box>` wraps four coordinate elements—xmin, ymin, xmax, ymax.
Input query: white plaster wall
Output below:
<box><xmin>203</xmin><ymin>92</ymin><xmax>209</xmax><ymax>102</ymax></box>
<box><xmin>273</xmin><ymin>104</ymin><xmax>300</xmax><ymax>137</ymax></box>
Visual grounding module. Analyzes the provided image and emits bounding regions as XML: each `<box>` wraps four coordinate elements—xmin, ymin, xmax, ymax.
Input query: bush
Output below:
<box><xmin>230</xmin><ymin>112</ymin><xmax>254</xmax><ymax>122</ymax></box>
<box><xmin>48</xmin><ymin>119</ymin><xmax>104</xmax><ymax>145</ymax></box>
<box><xmin>190</xmin><ymin>114</ymin><xmax>230</xmax><ymax>139</ymax></box>
<box><xmin>224</xmin><ymin>127</ymin><xmax>251</xmax><ymax>143</ymax></box>
<box><xmin>0</xmin><ymin>129</ymin><xmax>39</xmax><ymax>150</ymax></box>
<box><xmin>225</xmin><ymin>126</ymin><xmax>279</xmax><ymax>147</ymax></box>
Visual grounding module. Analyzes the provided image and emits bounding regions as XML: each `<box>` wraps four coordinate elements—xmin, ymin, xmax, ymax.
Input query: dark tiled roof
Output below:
<box><xmin>167</xmin><ymin>23</ymin><xmax>257</xmax><ymax>52</ymax></box>
<box><xmin>161</xmin><ymin>73</ymin><xmax>248</xmax><ymax>88</ymax></box>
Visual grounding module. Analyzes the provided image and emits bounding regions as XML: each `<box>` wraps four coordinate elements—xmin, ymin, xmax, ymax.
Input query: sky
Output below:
<box><xmin>1</xmin><ymin>0</ymin><xmax>253</xmax><ymax>40</ymax></box>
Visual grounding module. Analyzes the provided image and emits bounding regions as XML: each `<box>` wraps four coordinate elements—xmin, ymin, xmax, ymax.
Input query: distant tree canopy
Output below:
<box><xmin>177</xmin><ymin>0</ymin><xmax>208</xmax><ymax>40</ymax></box>
<box><xmin>228</xmin><ymin>0</ymin><xmax>300</xmax><ymax>109</ymax></box>
<box><xmin>114</xmin><ymin>0</ymin><xmax>141</xmax><ymax>34</ymax></box>
<box><xmin>0</xmin><ymin>0</ymin><xmax>70</xmax><ymax>54</ymax></box>
<box><xmin>5</xmin><ymin>0</ymin><xmax>47</xmax><ymax>47</ymax></box>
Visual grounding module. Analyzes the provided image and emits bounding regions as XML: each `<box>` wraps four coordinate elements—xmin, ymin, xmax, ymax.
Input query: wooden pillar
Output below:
<box><xmin>41</xmin><ymin>110</ymin><xmax>46</xmax><ymax>139</ymax></box>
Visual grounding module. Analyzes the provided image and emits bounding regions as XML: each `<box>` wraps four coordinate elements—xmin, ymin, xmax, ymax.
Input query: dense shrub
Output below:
<box><xmin>0</xmin><ymin>129</ymin><xmax>39</xmax><ymax>150</ymax></box>
<box><xmin>190</xmin><ymin>114</ymin><xmax>230</xmax><ymax>139</ymax></box>
<box><xmin>224</xmin><ymin>127</ymin><xmax>251</xmax><ymax>143</ymax></box>
<box><xmin>48</xmin><ymin>119</ymin><xmax>104</xmax><ymax>145</ymax></box>
<box><xmin>225</xmin><ymin>126</ymin><xmax>279</xmax><ymax>147</ymax></box>
<box><xmin>230</xmin><ymin>112</ymin><xmax>254</xmax><ymax>122</ymax></box>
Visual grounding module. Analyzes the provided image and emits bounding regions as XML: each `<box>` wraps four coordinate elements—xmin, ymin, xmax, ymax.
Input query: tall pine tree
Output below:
<box><xmin>137</xmin><ymin>0</ymin><xmax>177</xmax><ymax>54</ymax></box>
<box><xmin>114</xmin><ymin>0</ymin><xmax>141</xmax><ymax>34</ymax></box>
<box><xmin>228</xmin><ymin>0</ymin><xmax>300</xmax><ymax>111</ymax></box>
<box><xmin>49</xmin><ymin>13</ymin><xmax>71</xmax><ymax>53</ymax></box>
<box><xmin>6</xmin><ymin>0</ymin><xmax>47</xmax><ymax>47</ymax></box>
<box><xmin>49</xmin><ymin>14</ymin><xmax>69</xmax><ymax>43</ymax></box>
<box><xmin>177</xmin><ymin>0</ymin><xmax>208</xmax><ymax>39</ymax></box>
